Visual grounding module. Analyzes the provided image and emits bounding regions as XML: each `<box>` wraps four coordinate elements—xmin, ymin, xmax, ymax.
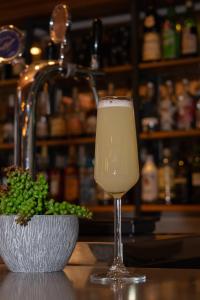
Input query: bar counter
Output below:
<box><xmin>1</xmin><ymin>235</ymin><xmax>200</xmax><ymax>299</ymax></box>
<box><xmin>0</xmin><ymin>264</ymin><xmax>200</xmax><ymax>299</ymax></box>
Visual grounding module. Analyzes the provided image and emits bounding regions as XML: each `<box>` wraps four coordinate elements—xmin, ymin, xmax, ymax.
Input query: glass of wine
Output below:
<box><xmin>90</xmin><ymin>96</ymin><xmax>146</xmax><ymax>284</ymax></box>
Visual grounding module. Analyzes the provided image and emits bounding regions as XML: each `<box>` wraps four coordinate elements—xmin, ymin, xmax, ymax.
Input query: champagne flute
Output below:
<box><xmin>91</xmin><ymin>96</ymin><xmax>146</xmax><ymax>284</ymax></box>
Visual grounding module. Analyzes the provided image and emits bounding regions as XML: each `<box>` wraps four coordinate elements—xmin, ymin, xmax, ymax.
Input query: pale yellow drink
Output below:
<box><xmin>94</xmin><ymin>99</ymin><xmax>139</xmax><ymax>198</ymax></box>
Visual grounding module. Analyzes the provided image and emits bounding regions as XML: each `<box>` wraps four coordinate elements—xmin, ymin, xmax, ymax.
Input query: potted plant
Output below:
<box><xmin>0</xmin><ymin>166</ymin><xmax>92</xmax><ymax>272</ymax></box>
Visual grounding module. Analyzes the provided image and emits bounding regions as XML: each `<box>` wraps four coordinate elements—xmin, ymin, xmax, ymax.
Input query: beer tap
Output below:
<box><xmin>14</xmin><ymin>3</ymin><xmax>103</xmax><ymax>178</ymax></box>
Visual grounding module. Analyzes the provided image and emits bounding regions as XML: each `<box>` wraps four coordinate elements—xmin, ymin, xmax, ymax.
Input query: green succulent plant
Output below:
<box><xmin>0</xmin><ymin>166</ymin><xmax>92</xmax><ymax>225</ymax></box>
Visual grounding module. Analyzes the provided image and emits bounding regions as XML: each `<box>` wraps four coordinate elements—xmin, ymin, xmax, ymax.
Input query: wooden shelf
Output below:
<box><xmin>0</xmin><ymin>143</ymin><xmax>14</xmax><ymax>150</ymax></box>
<box><xmin>87</xmin><ymin>204</ymin><xmax>200</xmax><ymax>214</ymax></box>
<box><xmin>0</xmin><ymin>79</ymin><xmax>18</xmax><ymax>88</ymax></box>
<box><xmin>86</xmin><ymin>205</ymin><xmax>133</xmax><ymax>213</ymax></box>
<box><xmin>36</xmin><ymin>136</ymin><xmax>95</xmax><ymax>147</ymax></box>
<box><xmin>141</xmin><ymin>204</ymin><xmax>200</xmax><ymax>213</ymax></box>
<box><xmin>102</xmin><ymin>58</ymin><xmax>200</xmax><ymax>72</ymax></box>
<box><xmin>0</xmin><ymin>65</ymin><xmax>132</xmax><ymax>90</ymax></box>
<box><xmin>139</xmin><ymin>56</ymin><xmax>200</xmax><ymax>71</ymax></box>
<box><xmin>0</xmin><ymin>137</ymin><xmax>95</xmax><ymax>150</ymax></box>
<box><xmin>1</xmin><ymin>130</ymin><xmax>200</xmax><ymax>150</ymax></box>
<box><xmin>140</xmin><ymin>129</ymin><xmax>200</xmax><ymax>140</ymax></box>
<box><xmin>103</xmin><ymin>64</ymin><xmax>132</xmax><ymax>74</ymax></box>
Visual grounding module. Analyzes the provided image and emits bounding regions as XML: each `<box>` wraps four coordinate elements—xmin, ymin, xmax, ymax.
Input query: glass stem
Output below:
<box><xmin>114</xmin><ymin>198</ymin><xmax>123</xmax><ymax>262</ymax></box>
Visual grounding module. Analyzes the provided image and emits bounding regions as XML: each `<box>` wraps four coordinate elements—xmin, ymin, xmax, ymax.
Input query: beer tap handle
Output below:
<box><xmin>49</xmin><ymin>4</ymin><xmax>71</xmax><ymax>65</ymax></box>
<box><xmin>90</xmin><ymin>18</ymin><xmax>102</xmax><ymax>70</ymax></box>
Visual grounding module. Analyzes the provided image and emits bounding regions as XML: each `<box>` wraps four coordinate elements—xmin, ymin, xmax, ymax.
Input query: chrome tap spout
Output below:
<box><xmin>15</xmin><ymin>59</ymin><xmax>103</xmax><ymax>178</ymax></box>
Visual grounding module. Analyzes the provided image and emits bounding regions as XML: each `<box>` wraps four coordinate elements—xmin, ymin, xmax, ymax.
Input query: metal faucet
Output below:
<box><xmin>14</xmin><ymin>4</ymin><xmax>103</xmax><ymax>178</ymax></box>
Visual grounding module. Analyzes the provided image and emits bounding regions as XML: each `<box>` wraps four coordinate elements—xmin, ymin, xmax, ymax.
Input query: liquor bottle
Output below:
<box><xmin>78</xmin><ymin>91</ymin><xmax>94</xmax><ymax>135</ymax></box>
<box><xmin>108</xmin><ymin>82</ymin><xmax>115</xmax><ymax>96</ymax></box>
<box><xmin>142</xmin><ymin>1</ymin><xmax>161</xmax><ymax>62</ymax></box>
<box><xmin>37</xmin><ymin>146</ymin><xmax>49</xmax><ymax>181</ymax></box>
<box><xmin>85</xmin><ymin>109</ymin><xmax>96</xmax><ymax>135</ymax></box>
<box><xmin>191</xmin><ymin>147</ymin><xmax>200</xmax><ymax>203</ymax></box>
<box><xmin>174</xmin><ymin>155</ymin><xmax>190</xmax><ymax>204</ymax></box>
<box><xmin>189</xmin><ymin>79</ymin><xmax>200</xmax><ymax>125</ymax></box>
<box><xmin>141</xmin><ymin>155</ymin><xmax>158</xmax><ymax>203</ymax></box>
<box><xmin>162</xmin><ymin>2</ymin><xmax>177</xmax><ymax>59</ymax></box>
<box><xmin>48</xmin><ymin>153</ymin><xmax>64</xmax><ymax>201</ymax></box>
<box><xmin>78</xmin><ymin>145</ymin><xmax>87</xmax><ymax>204</ymax></box>
<box><xmin>96</xmin><ymin>184</ymin><xmax>112</xmax><ymax>206</ymax></box>
<box><xmin>182</xmin><ymin>0</ymin><xmax>198</xmax><ymax>56</ymax></box>
<box><xmin>66</xmin><ymin>87</ymin><xmax>83</xmax><ymax>136</ymax></box>
<box><xmin>140</xmin><ymin>82</ymin><xmax>159</xmax><ymax>132</ymax></box>
<box><xmin>49</xmin><ymin>88</ymin><xmax>67</xmax><ymax>137</ymax></box>
<box><xmin>195</xmin><ymin>97</ymin><xmax>200</xmax><ymax>129</ymax></box>
<box><xmin>78</xmin><ymin>146</ymin><xmax>96</xmax><ymax>205</ymax></box>
<box><xmin>109</xmin><ymin>25</ymin><xmax>131</xmax><ymax>66</ymax></box>
<box><xmin>64</xmin><ymin>146</ymin><xmax>79</xmax><ymax>204</ymax></box>
<box><xmin>2</xmin><ymin>94</ymin><xmax>15</xmax><ymax>143</ymax></box>
<box><xmin>140</xmin><ymin>147</ymin><xmax>148</xmax><ymax>166</ymax></box>
<box><xmin>118</xmin><ymin>25</ymin><xmax>131</xmax><ymax>65</ymax></box>
<box><xmin>36</xmin><ymin>83</ymin><xmax>50</xmax><ymax>139</ymax></box>
<box><xmin>176</xmin><ymin>79</ymin><xmax>195</xmax><ymax>130</ymax></box>
<box><xmin>175</xmin><ymin>17</ymin><xmax>182</xmax><ymax>58</ymax></box>
<box><xmin>158</xmin><ymin>148</ymin><xmax>175</xmax><ymax>204</ymax></box>
<box><xmin>49</xmin><ymin>168</ymin><xmax>62</xmax><ymax>201</ymax></box>
<box><xmin>159</xmin><ymin>80</ymin><xmax>176</xmax><ymax>130</ymax></box>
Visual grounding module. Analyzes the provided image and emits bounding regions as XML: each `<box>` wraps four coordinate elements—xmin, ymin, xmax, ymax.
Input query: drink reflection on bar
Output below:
<box><xmin>0</xmin><ymin>0</ymin><xmax>200</xmax><ymax>272</ymax></box>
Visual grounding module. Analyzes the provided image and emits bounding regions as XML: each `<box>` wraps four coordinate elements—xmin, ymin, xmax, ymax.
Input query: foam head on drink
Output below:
<box><xmin>94</xmin><ymin>98</ymin><xmax>139</xmax><ymax>199</ymax></box>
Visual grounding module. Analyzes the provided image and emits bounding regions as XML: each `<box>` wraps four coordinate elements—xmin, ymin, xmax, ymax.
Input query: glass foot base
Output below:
<box><xmin>90</xmin><ymin>272</ymin><xmax>146</xmax><ymax>285</ymax></box>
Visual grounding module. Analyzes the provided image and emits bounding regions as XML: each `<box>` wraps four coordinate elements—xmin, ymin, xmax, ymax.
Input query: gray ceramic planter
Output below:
<box><xmin>0</xmin><ymin>215</ymin><xmax>79</xmax><ymax>272</ymax></box>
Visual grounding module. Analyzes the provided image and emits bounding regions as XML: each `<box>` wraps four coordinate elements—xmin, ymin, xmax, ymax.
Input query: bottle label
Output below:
<box><xmin>177</xmin><ymin>91</ymin><xmax>194</xmax><ymax>130</ymax></box>
<box><xmin>67</xmin><ymin>115</ymin><xmax>82</xmax><ymax>135</ymax></box>
<box><xmin>174</xmin><ymin>177</ymin><xmax>187</xmax><ymax>185</ymax></box>
<box><xmin>182</xmin><ymin>28</ymin><xmax>197</xmax><ymax>55</ymax></box>
<box><xmin>142</xmin><ymin>173</ymin><xmax>158</xmax><ymax>202</ymax></box>
<box><xmin>64</xmin><ymin>168</ymin><xmax>79</xmax><ymax>202</ymax></box>
<box><xmin>158</xmin><ymin>166</ymin><xmax>175</xmax><ymax>200</ymax></box>
<box><xmin>192</xmin><ymin>173</ymin><xmax>200</xmax><ymax>186</ymax></box>
<box><xmin>159</xmin><ymin>99</ymin><xmax>175</xmax><ymax>131</ymax></box>
<box><xmin>50</xmin><ymin>172</ymin><xmax>61</xmax><ymax>197</ymax></box>
<box><xmin>143</xmin><ymin>32</ymin><xmax>161</xmax><ymax>61</ymax></box>
<box><xmin>80</xmin><ymin>168</ymin><xmax>96</xmax><ymax>205</ymax></box>
<box><xmin>162</xmin><ymin>27</ymin><xmax>176</xmax><ymax>59</ymax></box>
<box><xmin>50</xmin><ymin>117</ymin><xmax>67</xmax><ymax>137</ymax></box>
<box><xmin>159</xmin><ymin>166</ymin><xmax>174</xmax><ymax>188</ymax></box>
<box><xmin>51</xmin><ymin>180</ymin><xmax>59</xmax><ymax>196</ymax></box>
<box><xmin>37</xmin><ymin>120</ymin><xmax>48</xmax><ymax>138</ymax></box>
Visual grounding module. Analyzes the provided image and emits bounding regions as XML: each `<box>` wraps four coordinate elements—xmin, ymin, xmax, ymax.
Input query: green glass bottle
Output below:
<box><xmin>162</xmin><ymin>3</ymin><xmax>177</xmax><ymax>59</ymax></box>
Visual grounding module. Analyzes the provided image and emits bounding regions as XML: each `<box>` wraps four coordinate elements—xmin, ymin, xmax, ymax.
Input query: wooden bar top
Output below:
<box><xmin>0</xmin><ymin>264</ymin><xmax>200</xmax><ymax>299</ymax></box>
